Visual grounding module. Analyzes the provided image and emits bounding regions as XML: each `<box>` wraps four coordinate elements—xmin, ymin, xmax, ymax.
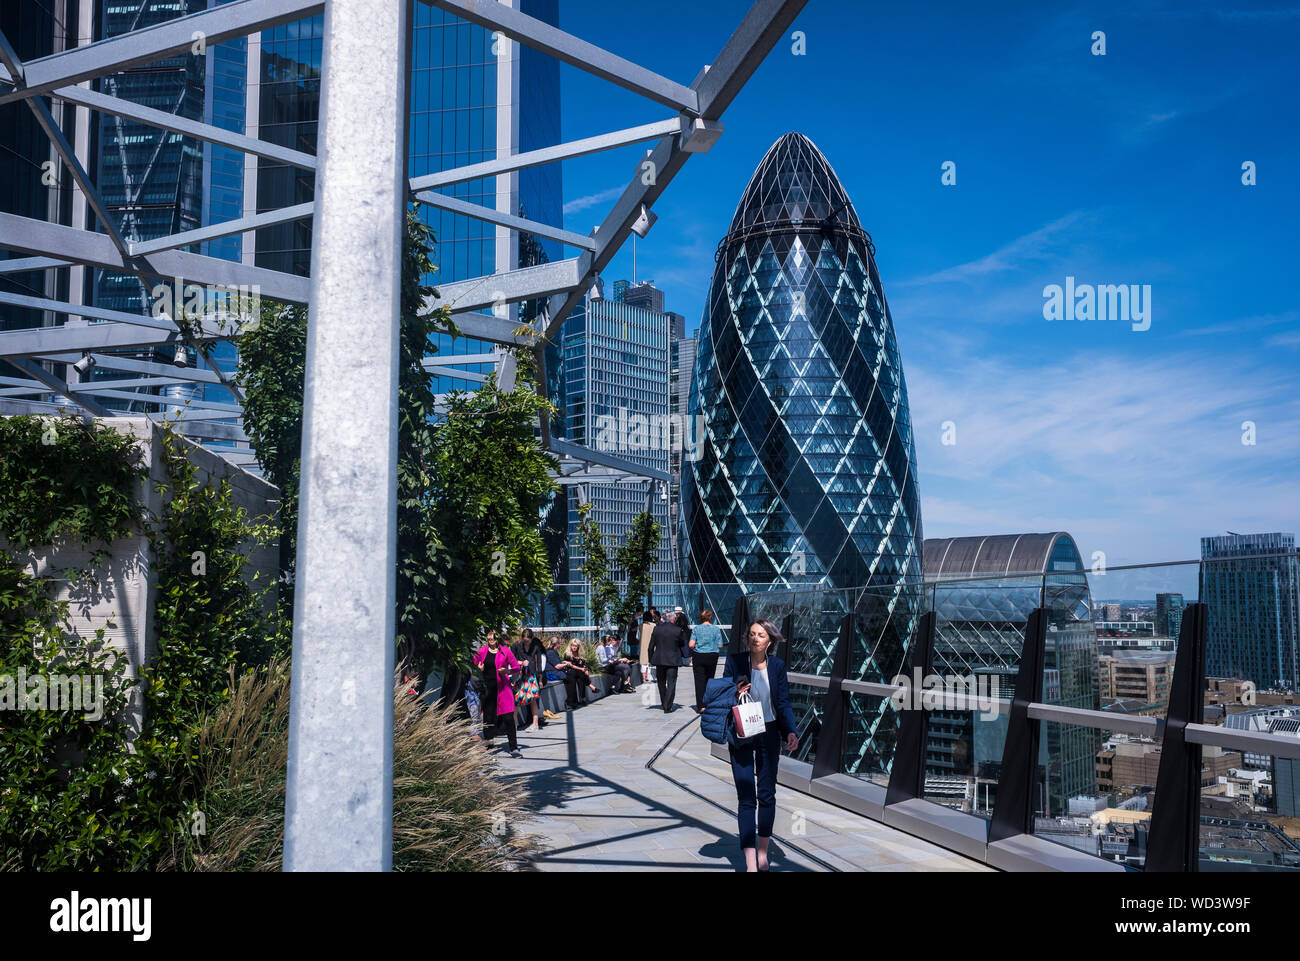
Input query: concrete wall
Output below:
<box><xmin>1</xmin><ymin>414</ymin><xmax>279</xmax><ymax>728</ymax></box>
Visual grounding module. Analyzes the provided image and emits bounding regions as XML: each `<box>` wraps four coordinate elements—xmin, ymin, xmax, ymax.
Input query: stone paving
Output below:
<box><xmin>495</xmin><ymin>681</ymin><xmax>992</xmax><ymax>872</ymax></box>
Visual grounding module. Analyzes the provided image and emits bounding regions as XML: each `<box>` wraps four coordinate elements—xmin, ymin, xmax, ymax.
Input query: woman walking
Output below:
<box><xmin>688</xmin><ymin>609</ymin><xmax>725</xmax><ymax>713</ymax></box>
<box><xmin>511</xmin><ymin>631</ymin><xmax>544</xmax><ymax>732</ymax></box>
<box><xmin>473</xmin><ymin>629</ymin><xmax>524</xmax><ymax>757</ymax></box>
<box><xmin>724</xmin><ymin>619</ymin><xmax>798</xmax><ymax>871</ymax></box>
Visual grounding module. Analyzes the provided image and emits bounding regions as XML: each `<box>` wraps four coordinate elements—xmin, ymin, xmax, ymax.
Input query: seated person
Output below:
<box><xmin>596</xmin><ymin>633</ymin><xmax>635</xmax><ymax>693</ymax></box>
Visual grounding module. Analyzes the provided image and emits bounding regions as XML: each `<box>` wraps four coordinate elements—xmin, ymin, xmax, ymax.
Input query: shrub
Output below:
<box><xmin>165</xmin><ymin>662</ymin><xmax>537</xmax><ymax>871</ymax></box>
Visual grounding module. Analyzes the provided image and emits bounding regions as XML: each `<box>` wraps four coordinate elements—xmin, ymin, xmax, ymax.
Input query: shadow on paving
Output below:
<box><xmin>498</xmin><ymin>704</ymin><xmax>823</xmax><ymax>872</ymax></box>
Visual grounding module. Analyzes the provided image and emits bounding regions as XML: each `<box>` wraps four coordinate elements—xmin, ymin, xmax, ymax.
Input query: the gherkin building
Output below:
<box><xmin>680</xmin><ymin>132</ymin><xmax>924</xmax><ymax>772</ymax></box>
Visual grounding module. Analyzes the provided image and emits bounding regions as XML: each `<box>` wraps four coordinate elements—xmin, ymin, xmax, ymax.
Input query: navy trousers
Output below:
<box><xmin>729</xmin><ymin>726</ymin><xmax>782</xmax><ymax>849</ymax></box>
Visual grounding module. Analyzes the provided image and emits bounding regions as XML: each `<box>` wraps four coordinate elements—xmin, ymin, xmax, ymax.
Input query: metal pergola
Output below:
<box><xmin>0</xmin><ymin>0</ymin><xmax>805</xmax><ymax>869</ymax></box>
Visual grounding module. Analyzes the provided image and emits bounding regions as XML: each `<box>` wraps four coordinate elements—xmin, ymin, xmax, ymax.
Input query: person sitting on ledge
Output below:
<box><xmin>596</xmin><ymin>633</ymin><xmax>635</xmax><ymax>693</ymax></box>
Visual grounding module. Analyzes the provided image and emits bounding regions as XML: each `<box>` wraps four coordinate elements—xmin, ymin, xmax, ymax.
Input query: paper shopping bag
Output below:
<box><xmin>732</xmin><ymin>693</ymin><xmax>767</xmax><ymax>739</ymax></box>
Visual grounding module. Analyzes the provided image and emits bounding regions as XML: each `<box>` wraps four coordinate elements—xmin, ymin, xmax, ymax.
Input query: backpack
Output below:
<box><xmin>700</xmin><ymin>677</ymin><xmax>739</xmax><ymax>745</ymax></box>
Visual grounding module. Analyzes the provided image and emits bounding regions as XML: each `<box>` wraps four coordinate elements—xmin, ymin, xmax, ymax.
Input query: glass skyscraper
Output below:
<box><xmin>562</xmin><ymin>287</ymin><xmax>674</xmax><ymax>623</ymax></box>
<box><xmin>680</xmin><ymin>131</ymin><xmax>924</xmax><ymax>605</ymax></box>
<box><xmin>1202</xmin><ymin>533</ymin><xmax>1299</xmax><ymax>691</ymax></box>
<box><xmin>924</xmin><ymin>533</ymin><xmax>1100</xmax><ymax>817</ymax></box>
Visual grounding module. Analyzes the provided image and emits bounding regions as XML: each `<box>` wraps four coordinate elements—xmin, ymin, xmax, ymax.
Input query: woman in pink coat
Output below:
<box><xmin>473</xmin><ymin>630</ymin><xmax>523</xmax><ymax>757</ymax></box>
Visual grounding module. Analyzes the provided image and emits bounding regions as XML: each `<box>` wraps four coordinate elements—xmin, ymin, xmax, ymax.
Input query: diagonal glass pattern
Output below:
<box><xmin>680</xmin><ymin>133</ymin><xmax>924</xmax><ymax>761</ymax></box>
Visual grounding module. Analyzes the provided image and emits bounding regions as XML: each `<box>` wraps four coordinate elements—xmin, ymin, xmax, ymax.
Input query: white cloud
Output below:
<box><xmin>563</xmin><ymin>185</ymin><xmax>624</xmax><ymax>216</ymax></box>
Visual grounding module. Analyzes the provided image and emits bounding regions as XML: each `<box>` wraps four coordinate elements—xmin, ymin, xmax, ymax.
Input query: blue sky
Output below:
<box><xmin>552</xmin><ymin>0</ymin><xmax>1299</xmax><ymax>598</ymax></box>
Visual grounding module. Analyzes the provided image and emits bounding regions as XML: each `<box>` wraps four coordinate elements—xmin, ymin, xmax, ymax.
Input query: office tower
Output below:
<box><xmin>562</xmin><ymin>290</ymin><xmax>674</xmax><ymax>622</ymax></box>
<box><xmin>1155</xmin><ymin>592</ymin><xmax>1185</xmax><ymax>641</ymax></box>
<box><xmin>923</xmin><ymin>533</ymin><xmax>1101</xmax><ymax>816</ymax></box>
<box><xmin>1201</xmin><ymin>533</ymin><xmax>1299</xmax><ymax>691</ymax></box>
<box><xmin>680</xmin><ymin>132</ymin><xmax>923</xmax><ymax>772</ymax></box>
<box><xmin>622</xmin><ymin>279</ymin><xmax>664</xmax><ymax>315</ymax></box>
<box><xmin>248</xmin><ymin>1</ymin><xmax>562</xmax><ymax>392</ymax></box>
<box><xmin>681</xmin><ymin>132</ymin><xmax>923</xmax><ymax>599</ymax></box>
<box><xmin>0</xmin><ymin>1</ymin><xmax>86</xmax><ymax>342</ymax></box>
<box><xmin>668</xmin><ymin>333</ymin><xmax>696</xmax><ymax>562</ymax></box>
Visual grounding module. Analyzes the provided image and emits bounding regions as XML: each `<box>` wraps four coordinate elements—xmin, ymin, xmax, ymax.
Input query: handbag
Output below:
<box><xmin>731</xmin><ymin>691</ymin><xmax>767</xmax><ymax>740</ymax></box>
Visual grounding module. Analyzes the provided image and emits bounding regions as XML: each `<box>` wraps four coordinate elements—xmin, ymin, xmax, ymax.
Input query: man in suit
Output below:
<box><xmin>647</xmin><ymin>615</ymin><xmax>686</xmax><ymax>713</ymax></box>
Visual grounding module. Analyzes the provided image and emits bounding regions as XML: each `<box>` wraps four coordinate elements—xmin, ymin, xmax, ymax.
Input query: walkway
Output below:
<box><xmin>497</xmin><ymin>683</ymin><xmax>991</xmax><ymax>872</ymax></box>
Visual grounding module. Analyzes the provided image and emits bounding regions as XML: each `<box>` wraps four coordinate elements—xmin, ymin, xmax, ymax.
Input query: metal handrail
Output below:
<box><xmin>786</xmin><ymin>671</ymin><xmax>1300</xmax><ymax>759</ymax></box>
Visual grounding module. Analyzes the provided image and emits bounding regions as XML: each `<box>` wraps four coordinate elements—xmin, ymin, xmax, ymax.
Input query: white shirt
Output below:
<box><xmin>749</xmin><ymin>663</ymin><xmax>776</xmax><ymax>723</ymax></box>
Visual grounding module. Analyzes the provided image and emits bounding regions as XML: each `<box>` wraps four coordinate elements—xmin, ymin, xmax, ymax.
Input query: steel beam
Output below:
<box><xmin>425</xmin><ymin>0</ymin><xmax>698</xmax><ymax>114</ymax></box>
<box><xmin>445</xmin><ymin>311</ymin><xmax>532</xmax><ymax>347</ymax></box>
<box><xmin>26</xmin><ymin>95</ymin><xmax>130</xmax><ymax>258</ymax></box>
<box><xmin>430</xmin><ymin>257</ymin><xmax>584</xmax><ymax>314</ymax></box>
<box><xmin>0</xmin><ymin>256</ymin><xmax>71</xmax><ymax>274</ymax></box>
<box><xmin>0</xmin><ymin>319</ymin><xmax>218</xmax><ymax>358</ymax></box>
<box><xmin>550</xmin><ymin>436</ymin><xmax>670</xmax><ymax>482</ymax></box>
<box><xmin>284</xmin><ymin>0</ymin><xmax>406</xmax><ymax>873</ymax></box>
<box><xmin>9</xmin><ymin>357</ymin><xmax>112</xmax><ymax>416</ymax></box>
<box><xmin>414</xmin><ymin>190</ymin><xmax>595</xmax><ymax>251</ymax></box>
<box><xmin>0</xmin><ymin>211</ymin><xmax>310</xmax><ymax>303</ymax></box>
<box><xmin>539</xmin><ymin>0</ymin><xmax>806</xmax><ymax>342</ymax></box>
<box><xmin>130</xmin><ymin>202</ymin><xmax>313</xmax><ymax>257</ymax></box>
<box><xmin>0</xmin><ymin>0</ymin><xmax>325</xmax><ymax>105</ymax></box>
<box><xmin>51</xmin><ymin>85</ymin><xmax>315</xmax><ymax>171</ymax></box>
<box><xmin>36</xmin><ymin>352</ymin><xmax>224</xmax><ymax>384</ymax></box>
<box><xmin>408</xmin><ymin>118</ymin><xmax>682</xmax><ymax>191</ymax></box>
<box><xmin>0</xmin><ymin>290</ymin><xmax>179</xmax><ymax>332</ymax></box>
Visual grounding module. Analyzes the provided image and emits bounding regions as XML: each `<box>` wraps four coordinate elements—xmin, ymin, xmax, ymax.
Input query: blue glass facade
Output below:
<box><xmin>561</xmin><ymin>291</ymin><xmax>674</xmax><ymax>623</ymax></box>
<box><xmin>681</xmin><ymin>132</ymin><xmax>924</xmax><ymax>607</ymax></box>
<box><xmin>1202</xmin><ymin>533</ymin><xmax>1299</xmax><ymax>691</ymax></box>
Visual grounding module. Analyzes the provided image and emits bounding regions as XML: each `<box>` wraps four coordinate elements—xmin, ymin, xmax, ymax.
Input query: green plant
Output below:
<box><xmin>614</xmin><ymin>510</ymin><xmax>661</xmax><ymax>625</ymax></box>
<box><xmin>0</xmin><ymin>416</ymin><xmax>288</xmax><ymax>870</ymax></box>
<box><xmin>164</xmin><ymin>661</ymin><xmax>537</xmax><ymax>871</ymax></box>
<box><xmin>576</xmin><ymin>502</ymin><xmax>619</xmax><ymax>629</ymax></box>
<box><xmin>236</xmin><ymin>300</ymin><xmax>307</xmax><ymax>586</ymax></box>
<box><xmin>141</xmin><ymin>428</ymin><xmax>288</xmax><ymax>749</ymax></box>
<box><xmin>0</xmin><ymin>414</ymin><xmax>145</xmax><ymax>551</ymax></box>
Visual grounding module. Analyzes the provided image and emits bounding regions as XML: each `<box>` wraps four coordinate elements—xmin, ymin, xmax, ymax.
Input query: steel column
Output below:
<box><xmin>283</xmin><ymin>0</ymin><xmax>409</xmax><ymax>872</ymax></box>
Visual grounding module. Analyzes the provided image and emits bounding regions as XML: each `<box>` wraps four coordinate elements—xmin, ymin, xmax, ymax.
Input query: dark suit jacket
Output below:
<box><xmin>647</xmin><ymin>621</ymin><xmax>686</xmax><ymax>667</ymax></box>
<box><xmin>723</xmin><ymin>652</ymin><xmax>798</xmax><ymax>737</ymax></box>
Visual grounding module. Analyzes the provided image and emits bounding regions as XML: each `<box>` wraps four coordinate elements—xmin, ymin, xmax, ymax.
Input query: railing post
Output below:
<box><xmin>989</xmin><ymin>607</ymin><xmax>1047</xmax><ymax>844</ymax></box>
<box><xmin>283</xmin><ymin>0</ymin><xmax>409</xmax><ymax>871</ymax></box>
<box><xmin>886</xmin><ymin>610</ymin><xmax>936</xmax><ymax>804</ymax></box>
<box><xmin>811</xmin><ymin>611</ymin><xmax>852</xmax><ymax>779</ymax></box>
<box><xmin>729</xmin><ymin>594</ymin><xmax>751</xmax><ymax>654</ymax></box>
<box><xmin>1145</xmin><ymin>602</ymin><xmax>1208</xmax><ymax>872</ymax></box>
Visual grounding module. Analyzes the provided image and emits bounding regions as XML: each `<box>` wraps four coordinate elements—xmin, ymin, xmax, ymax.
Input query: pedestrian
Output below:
<box><xmin>473</xmin><ymin>629</ymin><xmax>524</xmax><ymax>757</ymax></box>
<box><xmin>725</xmin><ymin>620</ymin><xmax>798</xmax><ymax>871</ymax></box>
<box><xmin>596</xmin><ymin>633</ymin><xmax>635</xmax><ymax>692</ymax></box>
<box><xmin>625</xmin><ymin>606</ymin><xmax>644</xmax><ymax>660</ymax></box>
<box><xmin>647</xmin><ymin>612</ymin><xmax>686</xmax><ymax>713</ymax></box>
<box><xmin>511</xmin><ymin>632</ymin><xmax>544</xmax><ymax>731</ymax></box>
<box><xmin>563</xmin><ymin>638</ymin><xmax>598</xmax><ymax>707</ymax></box>
<box><xmin>675</xmin><ymin>608</ymin><xmax>692</xmax><ymax>666</ymax></box>
<box><xmin>688</xmin><ymin>608</ymin><xmax>726</xmax><ymax>713</ymax></box>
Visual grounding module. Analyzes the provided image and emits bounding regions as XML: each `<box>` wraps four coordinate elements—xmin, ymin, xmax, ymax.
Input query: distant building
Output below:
<box><xmin>923</xmin><ymin>532</ymin><xmax>1099</xmax><ymax>815</ymax></box>
<box><xmin>561</xmin><ymin>288</ymin><xmax>674</xmax><ymax>622</ymax></box>
<box><xmin>1104</xmin><ymin>603</ymin><xmax>1122</xmax><ymax>621</ymax></box>
<box><xmin>1155</xmin><ymin>592</ymin><xmax>1186</xmax><ymax>640</ymax></box>
<box><xmin>1201</xmin><ymin>533</ymin><xmax>1299</xmax><ymax>691</ymax></box>
<box><xmin>1097</xmin><ymin>651</ymin><xmax>1175</xmax><ymax>707</ymax></box>
<box><xmin>1096</xmin><ymin>621</ymin><xmax>1155</xmax><ymax>638</ymax></box>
